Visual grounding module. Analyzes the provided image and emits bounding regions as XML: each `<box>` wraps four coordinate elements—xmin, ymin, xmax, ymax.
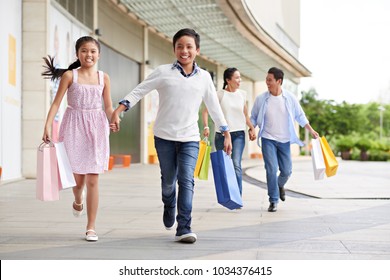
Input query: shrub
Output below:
<box><xmin>355</xmin><ymin>137</ymin><xmax>372</xmax><ymax>152</ymax></box>
<box><xmin>335</xmin><ymin>136</ymin><xmax>355</xmax><ymax>152</ymax></box>
<box><xmin>369</xmin><ymin>150</ymin><xmax>390</xmax><ymax>161</ymax></box>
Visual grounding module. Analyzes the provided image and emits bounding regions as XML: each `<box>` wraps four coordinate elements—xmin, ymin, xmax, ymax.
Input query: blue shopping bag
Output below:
<box><xmin>210</xmin><ymin>150</ymin><xmax>243</xmax><ymax>210</ymax></box>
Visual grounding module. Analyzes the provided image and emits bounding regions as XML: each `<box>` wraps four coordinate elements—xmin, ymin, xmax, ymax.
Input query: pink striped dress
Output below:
<box><xmin>59</xmin><ymin>69</ymin><xmax>110</xmax><ymax>174</ymax></box>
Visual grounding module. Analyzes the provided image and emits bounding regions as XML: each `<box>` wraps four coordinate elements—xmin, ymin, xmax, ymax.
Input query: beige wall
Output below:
<box><xmin>98</xmin><ymin>0</ymin><xmax>144</xmax><ymax>63</ymax></box>
<box><xmin>22</xmin><ymin>0</ymin><xmax>49</xmax><ymax>178</ymax></box>
<box><xmin>244</xmin><ymin>0</ymin><xmax>300</xmax><ymax>57</ymax></box>
<box><xmin>281</xmin><ymin>0</ymin><xmax>300</xmax><ymax>44</ymax></box>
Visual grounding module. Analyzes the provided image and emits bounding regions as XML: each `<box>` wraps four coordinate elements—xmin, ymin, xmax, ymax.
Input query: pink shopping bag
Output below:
<box><xmin>36</xmin><ymin>142</ymin><xmax>60</xmax><ymax>201</ymax></box>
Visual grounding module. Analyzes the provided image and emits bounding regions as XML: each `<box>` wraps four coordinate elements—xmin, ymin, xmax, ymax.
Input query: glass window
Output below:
<box><xmin>54</xmin><ymin>0</ymin><xmax>93</xmax><ymax>29</ymax></box>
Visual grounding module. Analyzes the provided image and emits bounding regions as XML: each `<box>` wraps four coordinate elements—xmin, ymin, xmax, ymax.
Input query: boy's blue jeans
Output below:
<box><xmin>261</xmin><ymin>138</ymin><xmax>292</xmax><ymax>203</ymax></box>
<box><xmin>214</xmin><ymin>131</ymin><xmax>245</xmax><ymax>195</ymax></box>
<box><xmin>154</xmin><ymin>136</ymin><xmax>199</xmax><ymax>236</ymax></box>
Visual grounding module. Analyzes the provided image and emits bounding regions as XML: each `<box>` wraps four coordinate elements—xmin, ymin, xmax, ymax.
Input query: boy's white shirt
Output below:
<box><xmin>123</xmin><ymin>64</ymin><xmax>228</xmax><ymax>142</ymax></box>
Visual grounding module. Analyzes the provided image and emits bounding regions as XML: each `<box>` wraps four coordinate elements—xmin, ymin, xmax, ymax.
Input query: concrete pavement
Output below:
<box><xmin>0</xmin><ymin>157</ymin><xmax>390</xmax><ymax>260</ymax></box>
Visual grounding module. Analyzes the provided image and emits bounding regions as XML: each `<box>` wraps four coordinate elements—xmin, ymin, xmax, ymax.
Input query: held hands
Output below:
<box><xmin>110</xmin><ymin>111</ymin><xmax>121</xmax><ymax>132</ymax></box>
<box><xmin>248</xmin><ymin>128</ymin><xmax>256</xmax><ymax>141</ymax></box>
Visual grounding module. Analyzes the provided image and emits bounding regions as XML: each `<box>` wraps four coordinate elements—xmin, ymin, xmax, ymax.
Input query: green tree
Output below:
<box><xmin>300</xmin><ymin>89</ymin><xmax>369</xmax><ymax>141</ymax></box>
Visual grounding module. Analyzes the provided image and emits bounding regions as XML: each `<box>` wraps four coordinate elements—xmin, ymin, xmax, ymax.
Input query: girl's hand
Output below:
<box><xmin>42</xmin><ymin>127</ymin><xmax>50</xmax><ymax>143</ymax></box>
<box><xmin>203</xmin><ymin>127</ymin><xmax>210</xmax><ymax>137</ymax></box>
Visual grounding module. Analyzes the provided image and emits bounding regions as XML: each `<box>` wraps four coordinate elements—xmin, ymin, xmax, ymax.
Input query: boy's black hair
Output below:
<box><xmin>42</xmin><ymin>36</ymin><xmax>100</xmax><ymax>81</ymax></box>
<box><xmin>222</xmin><ymin>67</ymin><xmax>238</xmax><ymax>89</ymax></box>
<box><xmin>268</xmin><ymin>67</ymin><xmax>284</xmax><ymax>85</ymax></box>
<box><xmin>172</xmin><ymin>28</ymin><xmax>200</xmax><ymax>49</ymax></box>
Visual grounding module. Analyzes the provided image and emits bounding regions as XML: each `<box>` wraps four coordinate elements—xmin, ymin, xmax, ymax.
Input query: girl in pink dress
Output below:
<box><xmin>42</xmin><ymin>36</ymin><xmax>113</xmax><ymax>242</ymax></box>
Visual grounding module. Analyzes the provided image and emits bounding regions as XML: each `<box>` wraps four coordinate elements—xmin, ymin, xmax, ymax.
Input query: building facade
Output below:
<box><xmin>0</xmin><ymin>0</ymin><xmax>310</xmax><ymax>181</ymax></box>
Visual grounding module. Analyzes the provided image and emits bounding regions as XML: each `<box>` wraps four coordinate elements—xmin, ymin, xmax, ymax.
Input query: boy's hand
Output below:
<box><xmin>223</xmin><ymin>131</ymin><xmax>232</xmax><ymax>155</ymax></box>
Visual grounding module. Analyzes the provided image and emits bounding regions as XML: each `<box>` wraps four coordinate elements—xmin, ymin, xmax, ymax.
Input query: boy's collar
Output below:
<box><xmin>172</xmin><ymin>61</ymin><xmax>200</xmax><ymax>77</ymax></box>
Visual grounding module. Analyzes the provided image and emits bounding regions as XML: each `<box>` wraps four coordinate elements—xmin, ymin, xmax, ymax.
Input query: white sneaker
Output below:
<box><xmin>175</xmin><ymin>232</ymin><xmax>197</xmax><ymax>243</ymax></box>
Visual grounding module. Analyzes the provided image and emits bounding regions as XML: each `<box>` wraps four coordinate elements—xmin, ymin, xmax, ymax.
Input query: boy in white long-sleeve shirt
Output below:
<box><xmin>111</xmin><ymin>28</ymin><xmax>232</xmax><ymax>243</ymax></box>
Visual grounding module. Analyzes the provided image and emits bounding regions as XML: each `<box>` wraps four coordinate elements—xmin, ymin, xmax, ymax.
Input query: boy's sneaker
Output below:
<box><xmin>175</xmin><ymin>232</ymin><xmax>197</xmax><ymax>243</ymax></box>
<box><xmin>279</xmin><ymin>187</ymin><xmax>286</xmax><ymax>201</ymax></box>
<box><xmin>163</xmin><ymin>205</ymin><xmax>176</xmax><ymax>230</ymax></box>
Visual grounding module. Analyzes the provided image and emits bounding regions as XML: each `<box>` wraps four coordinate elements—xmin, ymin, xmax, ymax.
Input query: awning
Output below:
<box><xmin>115</xmin><ymin>0</ymin><xmax>311</xmax><ymax>81</ymax></box>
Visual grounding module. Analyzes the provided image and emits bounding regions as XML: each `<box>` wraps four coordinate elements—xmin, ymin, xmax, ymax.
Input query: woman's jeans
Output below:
<box><xmin>154</xmin><ymin>137</ymin><xmax>199</xmax><ymax>236</ymax></box>
<box><xmin>261</xmin><ymin>138</ymin><xmax>292</xmax><ymax>203</ymax></box>
<box><xmin>214</xmin><ymin>131</ymin><xmax>245</xmax><ymax>195</ymax></box>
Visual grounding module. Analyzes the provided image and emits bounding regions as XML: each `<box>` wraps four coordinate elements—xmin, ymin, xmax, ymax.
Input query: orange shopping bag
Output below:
<box><xmin>319</xmin><ymin>136</ymin><xmax>339</xmax><ymax>177</ymax></box>
<box><xmin>194</xmin><ymin>138</ymin><xmax>208</xmax><ymax>178</ymax></box>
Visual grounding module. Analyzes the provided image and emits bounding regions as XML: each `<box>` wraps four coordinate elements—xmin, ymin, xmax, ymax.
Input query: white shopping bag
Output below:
<box><xmin>54</xmin><ymin>142</ymin><xmax>76</xmax><ymax>189</ymax></box>
<box><xmin>311</xmin><ymin>138</ymin><xmax>326</xmax><ymax>180</ymax></box>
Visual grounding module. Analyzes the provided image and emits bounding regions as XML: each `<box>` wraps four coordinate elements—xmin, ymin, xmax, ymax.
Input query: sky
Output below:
<box><xmin>299</xmin><ymin>0</ymin><xmax>390</xmax><ymax>104</ymax></box>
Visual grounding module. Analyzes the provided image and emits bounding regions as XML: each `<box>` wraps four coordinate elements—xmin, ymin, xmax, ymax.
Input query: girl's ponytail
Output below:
<box><xmin>222</xmin><ymin>67</ymin><xmax>238</xmax><ymax>90</ymax></box>
<box><xmin>41</xmin><ymin>55</ymin><xmax>80</xmax><ymax>81</ymax></box>
<box><xmin>222</xmin><ymin>81</ymin><xmax>227</xmax><ymax>89</ymax></box>
<box><xmin>67</xmin><ymin>60</ymin><xmax>81</xmax><ymax>70</ymax></box>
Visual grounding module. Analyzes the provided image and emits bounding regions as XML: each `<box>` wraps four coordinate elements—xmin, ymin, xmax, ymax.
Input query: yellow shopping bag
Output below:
<box><xmin>198</xmin><ymin>143</ymin><xmax>211</xmax><ymax>180</ymax></box>
<box><xmin>319</xmin><ymin>136</ymin><xmax>338</xmax><ymax>177</ymax></box>
<box><xmin>194</xmin><ymin>138</ymin><xmax>208</xmax><ymax>178</ymax></box>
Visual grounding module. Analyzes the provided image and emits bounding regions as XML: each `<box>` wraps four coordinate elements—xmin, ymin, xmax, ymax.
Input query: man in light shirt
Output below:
<box><xmin>250</xmin><ymin>67</ymin><xmax>319</xmax><ymax>212</ymax></box>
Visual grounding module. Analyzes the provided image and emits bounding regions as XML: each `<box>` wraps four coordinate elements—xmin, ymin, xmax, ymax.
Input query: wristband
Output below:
<box><xmin>204</xmin><ymin>127</ymin><xmax>209</xmax><ymax>130</ymax></box>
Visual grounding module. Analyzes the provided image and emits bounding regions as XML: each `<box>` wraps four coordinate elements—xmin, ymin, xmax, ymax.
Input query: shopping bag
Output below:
<box><xmin>54</xmin><ymin>142</ymin><xmax>76</xmax><ymax>189</ymax></box>
<box><xmin>198</xmin><ymin>143</ymin><xmax>211</xmax><ymax>180</ymax></box>
<box><xmin>319</xmin><ymin>136</ymin><xmax>339</xmax><ymax>177</ymax></box>
<box><xmin>194</xmin><ymin>138</ymin><xmax>207</xmax><ymax>178</ymax></box>
<box><xmin>311</xmin><ymin>138</ymin><xmax>326</xmax><ymax>180</ymax></box>
<box><xmin>36</xmin><ymin>142</ymin><xmax>60</xmax><ymax>201</ymax></box>
<box><xmin>210</xmin><ymin>150</ymin><xmax>243</xmax><ymax>210</ymax></box>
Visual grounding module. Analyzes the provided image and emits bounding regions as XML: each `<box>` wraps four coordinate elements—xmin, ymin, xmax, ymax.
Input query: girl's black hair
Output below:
<box><xmin>222</xmin><ymin>67</ymin><xmax>238</xmax><ymax>89</ymax></box>
<box><xmin>42</xmin><ymin>36</ymin><xmax>100</xmax><ymax>81</ymax></box>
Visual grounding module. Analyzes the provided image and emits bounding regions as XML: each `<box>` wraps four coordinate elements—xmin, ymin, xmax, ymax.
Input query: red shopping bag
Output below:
<box><xmin>36</xmin><ymin>142</ymin><xmax>60</xmax><ymax>201</ymax></box>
